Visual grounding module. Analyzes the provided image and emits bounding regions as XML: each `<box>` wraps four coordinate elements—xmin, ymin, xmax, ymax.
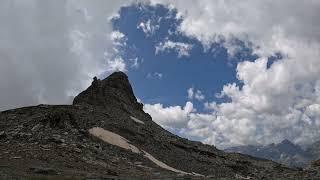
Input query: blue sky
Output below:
<box><xmin>111</xmin><ymin>4</ymin><xmax>256</xmax><ymax>111</ymax></box>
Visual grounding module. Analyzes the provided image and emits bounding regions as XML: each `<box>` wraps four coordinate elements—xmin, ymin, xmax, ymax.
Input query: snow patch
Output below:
<box><xmin>88</xmin><ymin>127</ymin><xmax>140</xmax><ymax>153</ymax></box>
<box><xmin>88</xmin><ymin>127</ymin><xmax>203</xmax><ymax>176</ymax></box>
<box><xmin>142</xmin><ymin>150</ymin><xmax>188</xmax><ymax>174</ymax></box>
<box><xmin>130</xmin><ymin>116</ymin><xmax>145</xmax><ymax>124</ymax></box>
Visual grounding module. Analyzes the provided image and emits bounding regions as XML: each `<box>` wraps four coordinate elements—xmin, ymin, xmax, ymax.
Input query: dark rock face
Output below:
<box><xmin>73</xmin><ymin>72</ymin><xmax>143</xmax><ymax>112</ymax></box>
<box><xmin>1</xmin><ymin>72</ymin><xmax>320</xmax><ymax>179</ymax></box>
<box><xmin>225</xmin><ymin>139</ymin><xmax>312</xmax><ymax>167</ymax></box>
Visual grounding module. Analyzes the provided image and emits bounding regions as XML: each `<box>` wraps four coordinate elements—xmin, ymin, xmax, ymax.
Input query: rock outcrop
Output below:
<box><xmin>73</xmin><ymin>72</ymin><xmax>143</xmax><ymax>111</ymax></box>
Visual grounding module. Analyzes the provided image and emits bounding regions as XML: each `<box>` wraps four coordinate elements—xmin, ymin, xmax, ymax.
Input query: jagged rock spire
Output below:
<box><xmin>73</xmin><ymin>71</ymin><xmax>143</xmax><ymax>110</ymax></box>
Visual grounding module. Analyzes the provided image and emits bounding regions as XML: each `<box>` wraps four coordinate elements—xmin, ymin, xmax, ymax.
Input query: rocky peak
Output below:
<box><xmin>277</xmin><ymin>139</ymin><xmax>299</xmax><ymax>150</ymax></box>
<box><xmin>279</xmin><ymin>139</ymin><xmax>294</xmax><ymax>146</ymax></box>
<box><xmin>275</xmin><ymin>139</ymin><xmax>305</xmax><ymax>155</ymax></box>
<box><xmin>73</xmin><ymin>71</ymin><xmax>143</xmax><ymax>110</ymax></box>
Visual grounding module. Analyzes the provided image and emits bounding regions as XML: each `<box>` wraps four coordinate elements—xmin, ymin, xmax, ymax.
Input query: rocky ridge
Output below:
<box><xmin>225</xmin><ymin>139</ymin><xmax>320</xmax><ymax>168</ymax></box>
<box><xmin>0</xmin><ymin>72</ymin><xmax>320</xmax><ymax>179</ymax></box>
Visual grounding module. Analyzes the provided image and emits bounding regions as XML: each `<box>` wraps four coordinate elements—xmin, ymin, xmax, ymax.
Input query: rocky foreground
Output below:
<box><xmin>1</xmin><ymin>72</ymin><xmax>320</xmax><ymax>179</ymax></box>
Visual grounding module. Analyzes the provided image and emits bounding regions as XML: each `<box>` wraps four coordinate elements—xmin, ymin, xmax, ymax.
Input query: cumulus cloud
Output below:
<box><xmin>145</xmin><ymin>0</ymin><xmax>320</xmax><ymax>148</ymax></box>
<box><xmin>187</xmin><ymin>88</ymin><xmax>205</xmax><ymax>101</ymax></box>
<box><xmin>150</xmin><ymin>0</ymin><xmax>320</xmax><ymax>56</ymax></box>
<box><xmin>155</xmin><ymin>40</ymin><xmax>193</xmax><ymax>58</ymax></box>
<box><xmin>105</xmin><ymin>57</ymin><xmax>127</xmax><ymax>72</ymax></box>
<box><xmin>137</xmin><ymin>19</ymin><xmax>160</xmax><ymax>36</ymax></box>
<box><xmin>107</xmin><ymin>31</ymin><xmax>128</xmax><ymax>72</ymax></box>
<box><xmin>0</xmin><ymin>0</ymin><xmax>132</xmax><ymax>110</ymax></box>
<box><xmin>110</xmin><ymin>30</ymin><xmax>126</xmax><ymax>45</ymax></box>
<box><xmin>144</xmin><ymin>102</ymin><xmax>194</xmax><ymax>129</ymax></box>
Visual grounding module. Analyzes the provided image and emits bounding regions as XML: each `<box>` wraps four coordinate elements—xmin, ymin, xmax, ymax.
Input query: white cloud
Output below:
<box><xmin>187</xmin><ymin>88</ymin><xmax>205</xmax><ymax>101</ymax></box>
<box><xmin>147</xmin><ymin>41</ymin><xmax>320</xmax><ymax>148</ymax></box>
<box><xmin>155</xmin><ymin>40</ymin><xmax>193</xmax><ymax>58</ymax></box>
<box><xmin>144</xmin><ymin>102</ymin><xmax>194</xmax><ymax>129</ymax></box>
<box><xmin>147</xmin><ymin>72</ymin><xmax>163</xmax><ymax>80</ymax></box>
<box><xmin>129</xmin><ymin>57</ymin><xmax>140</xmax><ymax>68</ymax></box>
<box><xmin>204</xmin><ymin>102</ymin><xmax>217</xmax><ymax>111</ymax></box>
<box><xmin>187</xmin><ymin>88</ymin><xmax>194</xmax><ymax>99</ymax></box>
<box><xmin>110</xmin><ymin>30</ymin><xmax>126</xmax><ymax>43</ymax></box>
<box><xmin>0</xmin><ymin>0</ymin><xmax>133</xmax><ymax>110</ymax></box>
<box><xmin>146</xmin><ymin>41</ymin><xmax>320</xmax><ymax>149</ymax></box>
<box><xmin>106</xmin><ymin>57</ymin><xmax>127</xmax><ymax>72</ymax></box>
<box><xmin>145</xmin><ymin>0</ymin><xmax>320</xmax><ymax>148</ymax></box>
<box><xmin>150</xmin><ymin>0</ymin><xmax>320</xmax><ymax>56</ymax></box>
<box><xmin>137</xmin><ymin>19</ymin><xmax>160</xmax><ymax>36</ymax></box>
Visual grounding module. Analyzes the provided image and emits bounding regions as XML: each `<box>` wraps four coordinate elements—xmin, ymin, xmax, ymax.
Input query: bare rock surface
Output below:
<box><xmin>1</xmin><ymin>72</ymin><xmax>320</xmax><ymax>179</ymax></box>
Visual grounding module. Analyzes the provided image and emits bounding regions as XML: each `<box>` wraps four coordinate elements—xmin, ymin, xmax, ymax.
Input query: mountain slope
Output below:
<box><xmin>0</xmin><ymin>72</ymin><xmax>319</xmax><ymax>179</ymax></box>
<box><xmin>225</xmin><ymin>139</ymin><xmax>313</xmax><ymax>167</ymax></box>
<box><xmin>307</xmin><ymin>140</ymin><xmax>320</xmax><ymax>160</ymax></box>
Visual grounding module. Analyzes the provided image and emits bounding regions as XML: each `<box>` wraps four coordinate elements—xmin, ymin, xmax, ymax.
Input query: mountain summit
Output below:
<box><xmin>0</xmin><ymin>72</ymin><xmax>320</xmax><ymax>179</ymax></box>
<box><xmin>73</xmin><ymin>72</ymin><xmax>143</xmax><ymax>111</ymax></box>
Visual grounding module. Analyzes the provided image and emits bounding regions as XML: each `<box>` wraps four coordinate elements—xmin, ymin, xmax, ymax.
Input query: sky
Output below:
<box><xmin>0</xmin><ymin>0</ymin><xmax>320</xmax><ymax>149</ymax></box>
